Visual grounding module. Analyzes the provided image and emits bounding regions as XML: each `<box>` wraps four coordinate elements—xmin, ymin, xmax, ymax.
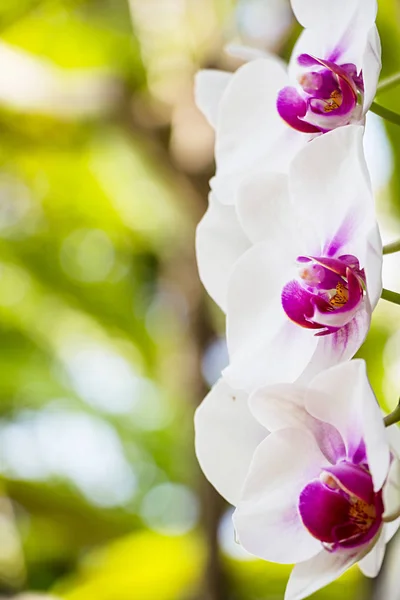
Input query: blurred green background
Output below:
<box><xmin>0</xmin><ymin>1</ymin><xmax>399</xmax><ymax>599</ymax></box>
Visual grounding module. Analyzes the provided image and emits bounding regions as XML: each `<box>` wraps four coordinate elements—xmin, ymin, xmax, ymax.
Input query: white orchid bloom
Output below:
<box><xmin>198</xmin><ymin>126</ymin><xmax>381</xmax><ymax>391</ymax></box>
<box><xmin>198</xmin><ymin>126</ymin><xmax>382</xmax><ymax>389</ymax></box>
<box><xmin>195</xmin><ymin>360</ymin><xmax>400</xmax><ymax>600</ymax></box>
<box><xmin>195</xmin><ymin>0</ymin><xmax>380</xmax><ymax>205</ymax></box>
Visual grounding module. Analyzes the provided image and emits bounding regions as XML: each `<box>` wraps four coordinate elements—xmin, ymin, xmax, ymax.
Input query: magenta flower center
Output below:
<box><xmin>281</xmin><ymin>254</ymin><xmax>365</xmax><ymax>336</ymax></box>
<box><xmin>299</xmin><ymin>462</ymin><xmax>383</xmax><ymax>551</ymax></box>
<box><xmin>277</xmin><ymin>53</ymin><xmax>364</xmax><ymax>134</ymax></box>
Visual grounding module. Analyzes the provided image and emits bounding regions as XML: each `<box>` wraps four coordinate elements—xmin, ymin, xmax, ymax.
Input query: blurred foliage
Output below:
<box><xmin>0</xmin><ymin>1</ymin><xmax>399</xmax><ymax>600</ymax></box>
<box><xmin>55</xmin><ymin>531</ymin><xmax>205</xmax><ymax>600</ymax></box>
<box><xmin>224</xmin><ymin>556</ymin><xmax>363</xmax><ymax>600</ymax></box>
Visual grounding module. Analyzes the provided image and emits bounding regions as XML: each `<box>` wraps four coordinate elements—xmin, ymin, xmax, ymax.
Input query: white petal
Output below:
<box><xmin>363</xmin><ymin>224</ymin><xmax>383</xmax><ymax>311</ymax></box>
<box><xmin>382</xmin><ymin>424</ymin><xmax>400</xmax><ymax>538</ymax></box>
<box><xmin>225</xmin><ymin>44</ymin><xmax>270</xmax><ymax>62</ymax></box>
<box><xmin>236</xmin><ymin>172</ymin><xmax>291</xmax><ymax>244</ymax></box>
<box><xmin>289</xmin><ymin>2</ymin><xmax>378</xmax><ymax>80</ymax></box>
<box><xmin>332</xmin><ymin>220</ymin><xmax>382</xmax><ymax>325</ymax></box>
<box><xmin>285</xmin><ymin>547</ymin><xmax>362</xmax><ymax>600</ymax></box>
<box><xmin>289</xmin><ymin>125</ymin><xmax>374</xmax><ymax>255</ymax></box>
<box><xmin>196</xmin><ymin>193</ymin><xmax>250</xmax><ymax>312</ymax></box>
<box><xmin>362</xmin><ymin>26</ymin><xmax>382</xmax><ymax>112</ymax></box>
<box><xmin>387</xmin><ymin>424</ymin><xmax>400</xmax><ymax>459</ymax></box>
<box><xmin>225</xmin><ymin>238</ymin><xmax>298</xmax><ymax>358</ymax></box>
<box><xmin>194</xmin><ymin>378</ymin><xmax>266</xmax><ymax>506</ymax></box>
<box><xmin>291</xmin><ymin>0</ymin><xmax>377</xmax><ymax>35</ymax></box>
<box><xmin>194</xmin><ymin>70</ymin><xmax>232</xmax><ymax>129</ymax></box>
<box><xmin>384</xmin><ymin>519</ymin><xmax>400</xmax><ymax>544</ymax></box>
<box><xmin>358</xmin><ymin>529</ymin><xmax>386</xmax><ymax>578</ymax></box>
<box><xmin>300</xmin><ymin>301</ymin><xmax>372</xmax><ymax>384</ymax></box>
<box><xmin>214</xmin><ymin>57</ymin><xmax>304</xmax><ymax>205</ymax></box>
<box><xmin>234</xmin><ymin>428</ymin><xmax>324</xmax><ymax>564</ymax></box>
<box><xmin>305</xmin><ymin>360</ymin><xmax>390</xmax><ymax>491</ymax></box>
<box><xmin>288</xmin><ymin>28</ymin><xmax>328</xmax><ymax>83</ymax></box>
<box><xmin>225</xmin><ymin>317</ymin><xmax>318</xmax><ymax>393</ymax></box>
<box><xmin>363</xmin><ymin>112</ymin><xmax>393</xmax><ymax>193</ymax></box>
<box><xmin>225</xmin><ymin>197</ymin><xmax>308</xmax><ymax>367</ymax></box>
<box><xmin>287</xmin><ymin>28</ymin><xmax>366</xmax><ymax>85</ymax></box>
<box><xmin>383</xmin><ymin>459</ymin><xmax>400</xmax><ymax>522</ymax></box>
<box><xmin>249</xmin><ymin>384</ymin><xmax>308</xmax><ymax>431</ymax></box>
<box><xmin>249</xmin><ymin>384</ymin><xmax>344</xmax><ymax>464</ymax></box>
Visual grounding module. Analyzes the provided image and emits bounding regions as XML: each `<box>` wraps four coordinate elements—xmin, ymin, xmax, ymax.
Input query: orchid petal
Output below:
<box><xmin>194</xmin><ymin>70</ymin><xmax>233</xmax><ymax>129</ymax></box>
<box><xmin>249</xmin><ymin>384</ymin><xmax>345</xmax><ymax>464</ymax></box>
<box><xmin>234</xmin><ymin>428</ymin><xmax>324</xmax><ymax>564</ymax></box>
<box><xmin>384</xmin><ymin>519</ymin><xmax>400</xmax><ymax>544</ymax></box>
<box><xmin>226</xmin><ymin>240</ymin><xmax>295</xmax><ymax>360</ymax></box>
<box><xmin>225</xmin><ymin>44</ymin><xmax>270</xmax><ymax>62</ymax></box>
<box><xmin>387</xmin><ymin>424</ymin><xmax>400</xmax><ymax>459</ymax></box>
<box><xmin>236</xmin><ymin>172</ymin><xmax>291</xmax><ymax>244</ymax></box>
<box><xmin>289</xmin><ymin>125</ymin><xmax>373</xmax><ymax>256</ymax></box>
<box><xmin>225</xmin><ymin>317</ymin><xmax>318</xmax><ymax>393</ymax></box>
<box><xmin>362</xmin><ymin>26</ymin><xmax>382</xmax><ymax>112</ymax></box>
<box><xmin>289</xmin><ymin>2</ymin><xmax>379</xmax><ymax>109</ymax></box>
<box><xmin>300</xmin><ymin>301</ymin><xmax>371</xmax><ymax>383</ymax></box>
<box><xmin>290</xmin><ymin>0</ymin><xmax>377</xmax><ymax>45</ymax></box>
<box><xmin>285</xmin><ymin>547</ymin><xmax>362</xmax><ymax>600</ymax></box>
<box><xmin>196</xmin><ymin>193</ymin><xmax>250</xmax><ymax>312</ymax></box>
<box><xmin>214</xmin><ymin>57</ymin><xmax>304</xmax><ymax>205</ymax></box>
<box><xmin>226</xmin><ymin>178</ymin><xmax>316</xmax><ymax>388</ymax></box>
<box><xmin>288</xmin><ymin>28</ymin><xmax>330</xmax><ymax>83</ymax></box>
<box><xmin>358</xmin><ymin>528</ymin><xmax>386</xmax><ymax>578</ymax></box>
<box><xmin>305</xmin><ymin>360</ymin><xmax>390</xmax><ymax>491</ymax></box>
<box><xmin>363</xmin><ymin>224</ymin><xmax>383</xmax><ymax>311</ymax></box>
<box><xmin>194</xmin><ymin>378</ymin><xmax>266</xmax><ymax>506</ymax></box>
<box><xmin>225</xmin><ymin>216</ymin><xmax>301</xmax><ymax>353</ymax></box>
<box><xmin>383</xmin><ymin>459</ymin><xmax>400</xmax><ymax>523</ymax></box>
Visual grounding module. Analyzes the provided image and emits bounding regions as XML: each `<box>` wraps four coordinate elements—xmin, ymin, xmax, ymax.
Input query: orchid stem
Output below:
<box><xmin>381</xmin><ymin>288</ymin><xmax>400</xmax><ymax>305</ymax></box>
<box><xmin>384</xmin><ymin>400</ymin><xmax>400</xmax><ymax>427</ymax></box>
<box><xmin>370</xmin><ymin>101</ymin><xmax>400</xmax><ymax>126</ymax></box>
<box><xmin>377</xmin><ymin>72</ymin><xmax>400</xmax><ymax>94</ymax></box>
<box><xmin>383</xmin><ymin>240</ymin><xmax>400</xmax><ymax>255</ymax></box>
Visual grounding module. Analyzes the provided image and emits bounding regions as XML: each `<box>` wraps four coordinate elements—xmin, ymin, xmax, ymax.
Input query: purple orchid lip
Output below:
<box><xmin>311</xmin><ymin>269</ymin><xmax>364</xmax><ymax>329</ymax></box>
<box><xmin>298</xmin><ymin>462</ymin><xmax>383</xmax><ymax>551</ymax></box>
<box><xmin>300</xmin><ymin>55</ymin><xmax>359</xmax><ymax>97</ymax></box>
<box><xmin>281</xmin><ymin>254</ymin><xmax>365</xmax><ymax>336</ymax></box>
<box><xmin>276</xmin><ymin>53</ymin><xmax>363</xmax><ymax>135</ymax></box>
<box><xmin>324</xmin><ymin>462</ymin><xmax>373</xmax><ymax>504</ymax></box>
<box><xmin>277</xmin><ymin>86</ymin><xmax>321</xmax><ymax>134</ymax></box>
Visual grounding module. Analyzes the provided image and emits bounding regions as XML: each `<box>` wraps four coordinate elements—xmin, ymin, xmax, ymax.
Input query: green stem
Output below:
<box><xmin>369</xmin><ymin>101</ymin><xmax>400</xmax><ymax>126</ymax></box>
<box><xmin>384</xmin><ymin>400</ymin><xmax>400</xmax><ymax>427</ymax></box>
<box><xmin>377</xmin><ymin>72</ymin><xmax>400</xmax><ymax>94</ymax></box>
<box><xmin>383</xmin><ymin>240</ymin><xmax>400</xmax><ymax>255</ymax></box>
<box><xmin>381</xmin><ymin>288</ymin><xmax>400</xmax><ymax>305</ymax></box>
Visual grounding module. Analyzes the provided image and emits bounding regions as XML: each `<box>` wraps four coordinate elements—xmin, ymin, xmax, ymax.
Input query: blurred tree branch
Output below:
<box><xmin>115</xmin><ymin>88</ymin><xmax>227</xmax><ymax>600</ymax></box>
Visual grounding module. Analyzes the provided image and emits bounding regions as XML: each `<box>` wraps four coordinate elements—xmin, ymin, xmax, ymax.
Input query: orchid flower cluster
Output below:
<box><xmin>193</xmin><ymin>1</ymin><xmax>400</xmax><ymax>598</ymax></box>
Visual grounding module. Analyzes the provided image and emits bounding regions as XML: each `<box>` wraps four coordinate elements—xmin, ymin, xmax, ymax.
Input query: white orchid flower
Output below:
<box><xmin>196</xmin><ymin>0</ymin><xmax>380</xmax><ymax>205</ymax></box>
<box><xmin>195</xmin><ymin>360</ymin><xmax>400</xmax><ymax>600</ymax></box>
<box><xmin>198</xmin><ymin>126</ymin><xmax>382</xmax><ymax>390</ymax></box>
